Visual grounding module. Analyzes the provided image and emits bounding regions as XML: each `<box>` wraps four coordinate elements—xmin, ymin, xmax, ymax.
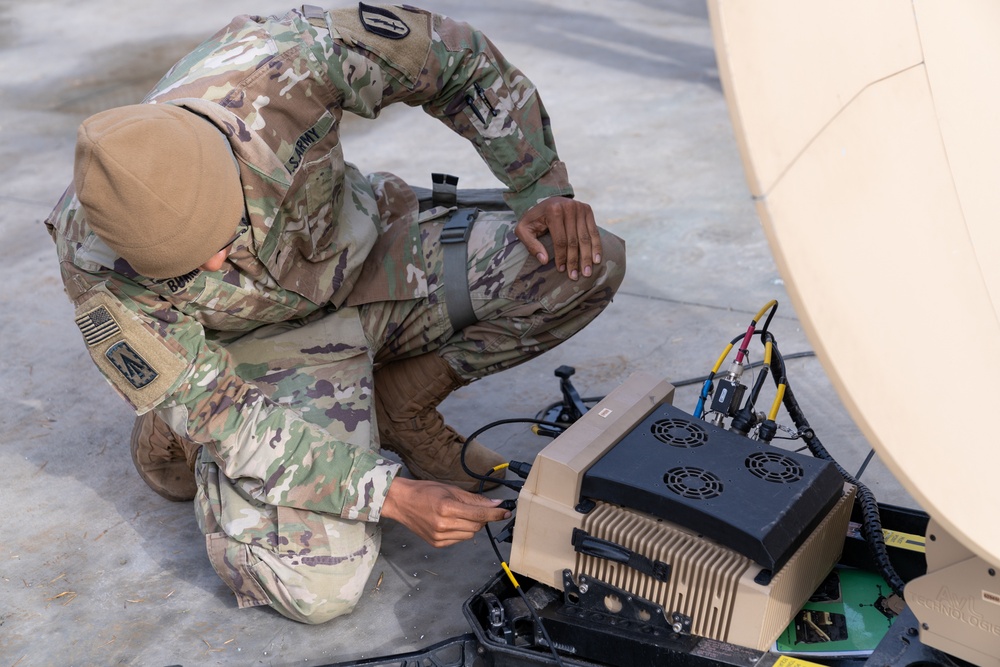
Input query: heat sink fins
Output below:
<box><xmin>573</xmin><ymin>485</ymin><xmax>855</xmax><ymax>648</ymax></box>
<box><xmin>576</xmin><ymin>501</ymin><xmax>750</xmax><ymax>640</ymax></box>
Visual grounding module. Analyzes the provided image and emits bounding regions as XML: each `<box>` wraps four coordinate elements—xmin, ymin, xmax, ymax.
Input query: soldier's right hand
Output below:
<box><xmin>515</xmin><ymin>196</ymin><xmax>603</xmax><ymax>282</ymax></box>
<box><xmin>381</xmin><ymin>477</ymin><xmax>510</xmax><ymax>548</ymax></box>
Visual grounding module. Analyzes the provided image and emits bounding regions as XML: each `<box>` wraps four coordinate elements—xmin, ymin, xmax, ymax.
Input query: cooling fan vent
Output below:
<box><xmin>581</xmin><ymin>400</ymin><xmax>846</xmax><ymax>570</ymax></box>
<box><xmin>745</xmin><ymin>451</ymin><xmax>804</xmax><ymax>484</ymax></box>
<box><xmin>651</xmin><ymin>418</ymin><xmax>708</xmax><ymax>448</ymax></box>
<box><xmin>663</xmin><ymin>466</ymin><xmax>724</xmax><ymax>500</ymax></box>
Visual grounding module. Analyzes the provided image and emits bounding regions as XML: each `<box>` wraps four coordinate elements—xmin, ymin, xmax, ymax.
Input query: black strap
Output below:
<box><xmin>441</xmin><ymin>208</ymin><xmax>479</xmax><ymax>332</ymax></box>
<box><xmin>412</xmin><ymin>171</ymin><xmax>509</xmax><ymax>213</ymax></box>
<box><xmin>431</xmin><ymin>173</ymin><xmax>459</xmax><ymax>208</ymax></box>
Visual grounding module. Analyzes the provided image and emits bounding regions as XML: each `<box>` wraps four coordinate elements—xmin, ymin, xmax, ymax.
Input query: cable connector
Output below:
<box><xmin>710</xmin><ymin>377</ymin><xmax>746</xmax><ymax>417</ymax></box>
<box><xmin>730</xmin><ymin>405</ymin><xmax>758</xmax><ymax>435</ymax></box>
<box><xmin>724</xmin><ymin>359</ymin><xmax>747</xmax><ymax>382</ymax></box>
<box><xmin>758</xmin><ymin>419</ymin><xmax>777</xmax><ymax>443</ymax></box>
<box><xmin>508</xmin><ymin>460</ymin><xmax>533</xmax><ymax>479</ymax></box>
<box><xmin>493</xmin><ymin>518</ymin><xmax>517</xmax><ymax>544</ymax></box>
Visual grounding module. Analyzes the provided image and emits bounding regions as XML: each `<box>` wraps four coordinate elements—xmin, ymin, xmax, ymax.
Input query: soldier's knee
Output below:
<box><xmin>596</xmin><ymin>228</ymin><xmax>626</xmax><ymax>292</ymax></box>
<box><xmin>256</xmin><ymin>564</ymin><xmax>370</xmax><ymax>624</ymax></box>
<box><xmin>279</xmin><ymin>594</ymin><xmax>361</xmax><ymax>625</ymax></box>
<box><xmin>248</xmin><ymin>530</ymin><xmax>380</xmax><ymax>625</ymax></box>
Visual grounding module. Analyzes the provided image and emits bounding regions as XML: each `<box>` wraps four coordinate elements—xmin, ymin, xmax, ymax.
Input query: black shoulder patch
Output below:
<box><xmin>106</xmin><ymin>341</ymin><xmax>159</xmax><ymax>389</ymax></box>
<box><xmin>358</xmin><ymin>3</ymin><xmax>410</xmax><ymax>40</ymax></box>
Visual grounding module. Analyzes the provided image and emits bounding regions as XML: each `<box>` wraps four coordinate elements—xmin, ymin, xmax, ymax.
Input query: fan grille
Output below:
<box><xmin>663</xmin><ymin>466</ymin><xmax>724</xmax><ymax>500</ymax></box>
<box><xmin>745</xmin><ymin>451</ymin><xmax>804</xmax><ymax>484</ymax></box>
<box><xmin>651</xmin><ymin>418</ymin><xmax>708</xmax><ymax>448</ymax></box>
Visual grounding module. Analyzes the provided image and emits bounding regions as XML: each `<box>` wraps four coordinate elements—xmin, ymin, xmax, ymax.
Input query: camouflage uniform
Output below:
<box><xmin>46</xmin><ymin>4</ymin><xmax>625</xmax><ymax>623</ymax></box>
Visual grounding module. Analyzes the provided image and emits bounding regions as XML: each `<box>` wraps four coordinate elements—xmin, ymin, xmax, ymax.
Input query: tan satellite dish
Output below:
<box><xmin>708</xmin><ymin>1</ymin><xmax>1000</xmax><ymax>663</ymax></box>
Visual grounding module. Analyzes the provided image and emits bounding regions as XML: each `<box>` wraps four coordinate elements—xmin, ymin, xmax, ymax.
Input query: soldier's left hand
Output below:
<box><xmin>515</xmin><ymin>196</ymin><xmax>603</xmax><ymax>281</ymax></box>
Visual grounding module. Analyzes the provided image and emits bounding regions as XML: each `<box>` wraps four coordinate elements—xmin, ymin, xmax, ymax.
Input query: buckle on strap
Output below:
<box><xmin>441</xmin><ymin>208</ymin><xmax>479</xmax><ymax>332</ymax></box>
<box><xmin>441</xmin><ymin>208</ymin><xmax>477</xmax><ymax>244</ymax></box>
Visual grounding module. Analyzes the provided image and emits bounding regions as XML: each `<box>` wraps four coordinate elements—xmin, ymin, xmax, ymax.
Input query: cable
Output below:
<box><xmin>461</xmin><ymin>418</ymin><xmax>567</xmax><ymax>491</ymax></box>
<box><xmin>732</xmin><ymin>344</ymin><xmax>771</xmax><ymax>434</ymax></box>
<box><xmin>673</xmin><ymin>351</ymin><xmax>816</xmax><ymax>389</ymax></box>
<box><xmin>699</xmin><ymin>315</ymin><xmax>903</xmax><ymax>596</ymax></box>
<box><xmin>735</xmin><ymin>300</ymin><xmax>777</xmax><ymax>364</ymax></box>
<box><xmin>752</xmin><ymin>341</ymin><xmax>772</xmax><ymax>408</ymax></box>
<box><xmin>483</xmin><ymin>522</ymin><xmax>567</xmax><ymax>666</ymax></box>
<box><xmin>754</xmin><ymin>332</ymin><xmax>786</xmax><ymax>424</ymax></box>
<box><xmin>757</xmin><ymin>300</ymin><xmax>779</xmax><ymax>338</ymax></box>
<box><xmin>700</xmin><ymin>319</ymin><xmax>780</xmax><ymax>425</ymax></box>
<box><xmin>536</xmin><ymin>349</ymin><xmax>815</xmax><ymax>425</ymax></box>
<box><xmin>768</xmin><ymin>383</ymin><xmax>786</xmax><ymax>422</ymax></box>
<box><xmin>476</xmin><ymin>471</ymin><xmax>567</xmax><ymax>667</ymax></box>
<box><xmin>765</xmin><ymin>337</ymin><xmax>906</xmax><ymax>598</ymax></box>
<box><xmin>855</xmin><ymin>448</ymin><xmax>876</xmax><ymax>480</ymax></box>
<box><xmin>694</xmin><ymin>342</ymin><xmax>734</xmax><ymax>418</ymax></box>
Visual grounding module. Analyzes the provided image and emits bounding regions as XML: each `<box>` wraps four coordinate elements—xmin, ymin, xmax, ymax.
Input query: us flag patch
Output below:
<box><xmin>75</xmin><ymin>305</ymin><xmax>121</xmax><ymax>347</ymax></box>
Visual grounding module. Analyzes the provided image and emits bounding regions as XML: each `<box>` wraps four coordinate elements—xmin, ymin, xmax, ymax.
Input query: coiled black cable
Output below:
<box><xmin>764</xmin><ymin>333</ymin><xmax>906</xmax><ymax>598</ymax></box>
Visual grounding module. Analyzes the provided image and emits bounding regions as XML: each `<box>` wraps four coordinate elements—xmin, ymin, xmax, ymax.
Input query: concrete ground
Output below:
<box><xmin>0</xmin><ymin>1</ymin><xmax>917</xmax><ymax>665</ymax></box>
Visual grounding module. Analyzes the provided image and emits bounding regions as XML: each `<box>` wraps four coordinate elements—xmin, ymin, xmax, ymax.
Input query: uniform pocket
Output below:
<box><xmin>300</xmin><ymin>147</ymin><xmax>347</xmax><ymax>257</ymax></box>
<box><xmin>205</xmin><ymin>532</ymin><xmax>270</xmax><ymax>609</ymax></box>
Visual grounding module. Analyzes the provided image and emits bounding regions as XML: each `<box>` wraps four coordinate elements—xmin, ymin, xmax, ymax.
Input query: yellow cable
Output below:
<box><xmin>769</xmin><ymin>383</ymin><xmax>786</xmax><ymax>421</ymax></box>
<box><xmin>501</xmin><ymin>562</ymin><xmax>520</xmax><ymax>589</ymax></box>
<box><xmin>753</xmin><ymin>299</ymin><xmax>778</xmax><ymax>325</ymax></box>
<box><xmin>711</xmin><ymin>343</ymin><xmax>734</xmax><ymax>374</ymax></box>
<box><xmin>482</xmin><ymin>461</ymin><xmax>516</xmax><ymax>583</ymax></box>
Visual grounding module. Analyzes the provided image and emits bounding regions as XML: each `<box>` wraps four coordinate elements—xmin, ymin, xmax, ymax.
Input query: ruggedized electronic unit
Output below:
<box><xmin>509</xmin><ymin>372</ymin><xmax>855</xmax><ymax>651</ymax></box>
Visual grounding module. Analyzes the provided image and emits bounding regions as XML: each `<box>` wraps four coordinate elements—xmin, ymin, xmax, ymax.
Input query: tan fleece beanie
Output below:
<box><xmin>74</xmin><ymin>104</ymin><xmax>244</xmax><ymax>279</ymax></box>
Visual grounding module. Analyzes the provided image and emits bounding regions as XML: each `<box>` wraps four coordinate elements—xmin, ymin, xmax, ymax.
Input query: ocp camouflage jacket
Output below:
<box><xmin>46</xmin><ymin>4</ymin><xmax>573</xmax><ymax>521</ymax></box>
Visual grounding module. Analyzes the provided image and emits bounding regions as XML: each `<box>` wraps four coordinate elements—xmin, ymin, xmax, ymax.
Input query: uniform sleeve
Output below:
<box><xmin>318</xmin><ymin>6</ymin><xmax>574</xmax><ymax>219</ymax></box>
<box><xmin>68</xmin><ymin>267</ymin><xmax>399</xmax><ymax>522</ymax></box>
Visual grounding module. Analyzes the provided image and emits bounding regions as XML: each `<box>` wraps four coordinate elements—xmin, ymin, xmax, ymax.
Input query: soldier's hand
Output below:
<box><xmin>516</xmin><ymin>196</ymin><xmax>603</xmax><ymax>281</ymax></box>
<box><xmin>381</xmin><ymin>477</ymin><xmax>510</xmax><ymax>548</ymax></box>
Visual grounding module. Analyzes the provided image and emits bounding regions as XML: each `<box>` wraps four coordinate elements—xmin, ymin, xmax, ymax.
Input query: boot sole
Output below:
<box><xmin>130</xmin><ymin>416</ymin><xmax>197</xmax><ymax>502</ymax></box>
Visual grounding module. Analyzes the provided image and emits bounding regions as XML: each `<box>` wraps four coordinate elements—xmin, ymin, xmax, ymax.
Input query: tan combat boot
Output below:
<box><xmin>130</xmin><ymin>411</ymin><xmax>201</xmax><ymax>502</ymax></box>
<box><xmin>374</xmin><ymin>354</ymin><xmax>506</xmax><ymax>492</ymax></box>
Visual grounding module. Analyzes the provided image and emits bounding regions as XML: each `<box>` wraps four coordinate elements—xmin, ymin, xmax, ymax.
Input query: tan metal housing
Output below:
<box><xmin>510</xmin><ymin>373</ymin><xmax>854</xmax><ymax>650</ymax></box>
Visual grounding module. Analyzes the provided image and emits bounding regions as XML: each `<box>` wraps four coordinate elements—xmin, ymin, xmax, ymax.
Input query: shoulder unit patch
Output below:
<box><xmin>72</xmin><ymin>286</ymin><xmax>188</xmax><ymax>413</ymax></box>
<box><xmin>105</xmin><ymin>341</ymin><xmax>159</xmax><ymax>389</ymax></box>
<box><xmin>358</xmin><ymin>3</ymin><xmax>410</xmax><ymax>39</ymax></box>
<box><xmin>330</xmin><ymin>3</ymin><xmax>431</xmax><ymax>87</ymax></box>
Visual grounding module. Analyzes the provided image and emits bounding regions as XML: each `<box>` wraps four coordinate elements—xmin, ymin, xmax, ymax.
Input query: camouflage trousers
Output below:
<box><xmin>194</xmin><ymin>207</ymin><xmax>625</xmax><ymax>623</ymax></box>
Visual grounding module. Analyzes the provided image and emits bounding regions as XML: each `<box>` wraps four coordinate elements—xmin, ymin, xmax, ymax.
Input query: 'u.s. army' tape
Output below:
<box><xmin>73</xmin><ymin>286</ymin><xmax>187</xmax><ymax>414</ymax></box>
